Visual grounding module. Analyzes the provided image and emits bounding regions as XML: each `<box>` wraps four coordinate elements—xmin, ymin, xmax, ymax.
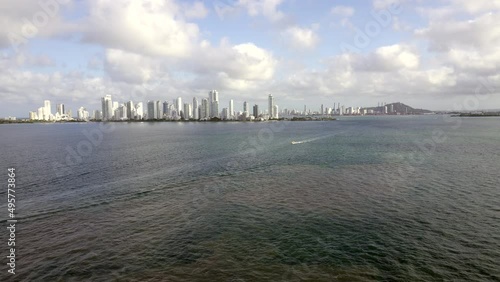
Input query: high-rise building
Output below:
<box><xmin>201</xmin><ymin>98</ymin><xmax>209</xmax><ymax>119</ymax></box>
<box><xmin>176</xmin><ymin>97</ymin><xmax>182</xmax><ymax>117</ymax></box>
<box><xmin>155</xmin><ymin>100</ymin><xmax>163</xmax><ymax>119</ymax></box>
<box><xmin>43</xmin><ymin>100</ymin><xmax>52</xmax><ymax>120</ymax></box>
<box><xmin>321</xmin><ymin>104</ymin><xmax>324</xmax><ymax>115</ymax></box>
<box><xmin>192</xmin><ymin>97</ymin><xmax>199</xmax><ymax>120</ymax></box>
<box><xmin>183</xmin><ymin>103</ymin><xmax>192</xmax><ymax>120</ymax></box>
<box><xmin>212</xmin><ymin>101</ymin><xmax>219</xmax><ymax>118</ymax></box>
<box><xmin>229</xmin><ymin>99</ymin><xmax>234</xmax><ymax>120</ymax></box>
<box><xmin>56</xmin><ymin>103</ymin><xmax>65</xmax><ymax>115</ymax></box>
<box><xmin>147</xmin><ymin>101</ymin><xmax>156</xmax><ymax>120</ymax></box>
<box><xmin>273</xmin><ymin>105</ymin><xmax>279</xmax><ymax>119</ymax></box>
<box><xmin>37</xmin><ymin>107</ymin><xmax>44</xmax><ymax>121</ymax></box>
<box><xmin>101</xmin><ymin>95</ymin><xmax>113</xmax><ymax>121</ymax></box>
<box><xmin>126</xmin><ymin>101</ymin><xmax>135</xmax><ymax>120</ymax></box>
<box><xmin>93</xmin><ymin>110</ymin><xmax>102</xmax><ymax>120</ymax></box>
<box><xmin>135</xmin><ymin>102</ymin><xmax>144</xmax><ymax>120</ymax></box>
<box><xmin>253</xmin><ymin>104</ymin><xmax>259</xmax><ymax>118</ymax></box>
<box><xmin>112</xmin><ymin>101</ymin><xmax>119</xmax><ymax>117</ymax></box>
<box><xmin>222</xmin><ymin>108</ymin><xmax>229</xmax><ymax>120</ymax></box>
<box><xmin>268</xmin><ymin>94</ymin><xmax>275</xmax><ymax>119</ymax></box>
<box><xmin>163</xmin><ymin>101</ymin><xmax>169</xmax><ymax>118</ymax></box>
<box><xmin>243</xmin><ymin>101</ymin><xmax>248</xmax><ymax>113</ymax></box>
<box><xmin>77</xmin><ymin>107</ymin><xmax>89</xmax><ymax>121</ymax></box>
<box><xmin>209</xmin><ymin>90</ymin><xmax>219</xmax><ymax>118</ymax></box>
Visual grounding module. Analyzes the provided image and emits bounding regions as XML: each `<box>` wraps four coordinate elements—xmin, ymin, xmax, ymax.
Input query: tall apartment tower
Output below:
<box><xmin>253</xmin><ymin>104</ymin><xmax>259</xmax><ymax>118</ymax></box>
<box><xmin>147</xmin><ymin>100</ymin><xmax>156</xmax><ymax>120</ymax></box>
<box><xmin>201</xmin><ymin>98</ymin><xmax>209</xmax><ymax>119</ymax></box>
<box><xmin>268</xmin><ymin>94</ymin><xmax>275</xmax><ymax>119</ymax></box>
<box><xmin>209</xmin><ymin>90</ymin><xmax>219</xmax><ymax>118</ymax></box>
<box><xmin>229</xmin><ymin>99</ymin><xmax>234</xmax><ymax>120</ymax></box>
<box><xmin>101</xmin><ymin>95</ymin><xmax>113</xmax><ymax>121</ymax></box>
<box><xmin>56</xmin><ymin>103</ymin><xmax>65</xmax><ymax>115</ymax></box>
<box><xmin>192</xmin><ymin>97</ymin><xmax>199</xmax><ymax>120</ymax></box>
<box><xmin>176</xmin><ymin>97</ymin><xmax>183</xmax><ymax>116</ymax></box>
<box><xmin>243</xmin><ymin>101</ymin><xmax>248</xmax><ymax>113</ymax></box>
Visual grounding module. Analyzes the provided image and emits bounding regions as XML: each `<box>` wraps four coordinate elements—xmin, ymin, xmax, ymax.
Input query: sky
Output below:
<box><xmin>0</xmin><ymin>0</ymin><xmax>499</xmax><ymax>117</ymax></box>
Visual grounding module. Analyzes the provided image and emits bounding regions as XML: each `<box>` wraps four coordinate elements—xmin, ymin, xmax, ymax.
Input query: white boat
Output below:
<box><xmin>291</xmin><ymin>141</ymin><xmax>301</xmax><ymax>145</ymax></box>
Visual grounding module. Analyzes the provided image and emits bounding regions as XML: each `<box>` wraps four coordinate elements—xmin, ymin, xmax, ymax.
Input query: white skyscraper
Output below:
<box><xmin>126</xmin><ymin>101</ymin><xmax>135</xmax><ymax>120</ymax></box>
<box><xmin>56</xmin><ymin>103</ymin><xmax>65</xmax><ymax>115</ymax></box>
<box><xmin>155</xmin><ymin>100</ymin><xmax>163</xmax><ymax>119</ymax></box>
<box><xmin>101</xmin><ymin>95</ymin><xmax>113</xmax><ymax>121</ymax></box>
<box><xmin>192</xmin><ymin>97</ymin><xmax>199</xmax><ymax>120</ymax></box>
<box><xmin>209</xmin><ymin>90</ymin><xmax>219</xmax><ymax>118</ymax></box>
<box><xmin>43</xmin><ymin>100</ymin><xmax>52</xmax><ymax>120</ymax></box>
<box><xmin>147</xmin><ymin>100</ymin><xmax>156</xmax><ymax>120</ymax></box>
<box><xmin>135</xmin><ymin>102</ymin><xmax>144</xmax><ymax>120</ymax></box>
<box><xmin>201</xmin><ymin>98</ymin><xmax>209</xmax><ymax>120</ymax></box>
<box><xmin>273</xmin><ymin>105</ymin><xmax>279</xmax><ymax>119</ymax></box>
<box><xmin>268</xmin><ymin>94</ymin><xmax>275</xmax><ymax>119</ymax></box>
<box><xmin>183</xmin><ymin>103</ymin><xmax>192</xmax><ymax>120</ymax></box>
<box><xmin>229</xmin><ymin>99</ymin><xmax>234</xmax><ymax>120</ymax></box>
<box><xmin>176</xmin><ymin>97</ymin><xmax>183</xmax><ymax>115</ymax></box>
<box><xmin>77</xmin><ymin>107</ymin><xmax>89</xmax><ymax>121</ymax></box>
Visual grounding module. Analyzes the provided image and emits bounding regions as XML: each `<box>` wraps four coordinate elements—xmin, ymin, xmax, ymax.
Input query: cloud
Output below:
<box><xmin>80</xmin><ymin>0</ymin><xmax>200</xmax><ymax>58</ymax></box>
<box><xmin>182</xmin><ymin>1</ymin><xmax>209</xmax><ymax>19</ymax></box>
<box><xmin>0</xmin><ymin>0</ymin><xmax>75</xmax><ymax>51</ymax></box>
<box><xmin>104</xmin><ymin>49</ymin><xmax>162</xmax><ymax>84</ymax></box>
<box><xmin>238</xmin><ymin>0</ymin><xmax>285</xmax><ymax>22</ymax></box>
<box><xmin>415</xmin><ymin>13</ymin><xmax>500</xmax><ymax>53</ymax></box>
<box><xmin>331</xmin><ymin>6</ymin><xmax>355</xmax><ymax>18</ymax></box>
<box><xmin>282</xmin><ymin>26</ymin><xmax>320</xmax><ymax>49</ymax></box>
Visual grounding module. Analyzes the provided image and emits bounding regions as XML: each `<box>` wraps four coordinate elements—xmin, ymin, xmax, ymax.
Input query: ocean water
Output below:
<box><xmin>0</xmin><ymin>116</ymin><xmax>499</xmax><ymax>281</ymax></box>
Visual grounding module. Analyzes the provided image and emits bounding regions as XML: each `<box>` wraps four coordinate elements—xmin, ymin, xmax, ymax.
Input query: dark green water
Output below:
<box><xmin>1</xmin><ymin>116</ymin><xmax>499</xmax><ymax>281</ymax></box>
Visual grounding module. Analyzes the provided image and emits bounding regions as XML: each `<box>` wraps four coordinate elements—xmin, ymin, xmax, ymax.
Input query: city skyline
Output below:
<box><xmin>24</xmin><ymin>90</ymin><xmax>428</xmax><ymax>122</ymax></box>
<box><xmin>0</xmin><ymin>1</ymin><xmax>499</xmax><ymax>117</ymax></box>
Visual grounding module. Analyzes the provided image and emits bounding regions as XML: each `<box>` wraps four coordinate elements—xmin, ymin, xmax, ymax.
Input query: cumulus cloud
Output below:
<box><xmin>81</xmin><ymin>0</ymin><xmax>200</xmax><ymax>58</ymax></box>
<box><xmin>282</xmin><ymin>26</ymin><xmax>320</xmax><ymax>50</ymax></box>
<box><xmin>104</xmin><ymin>49</ymin><xmax>162</xmax><ymax>84</ymax></box>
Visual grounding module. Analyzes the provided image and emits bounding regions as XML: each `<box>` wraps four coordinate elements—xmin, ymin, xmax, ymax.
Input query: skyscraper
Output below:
<box><xmin>273</xmin><ymin>105</ymin><xmax>279</xmax><ymax>119</ymax></box>
<box><xmin>56</xmin><ymin>103</ymin><xmax>65</xmax><ymax>115</ymax></box>
<box><xmin>209</xmin><ymin>90</ymin><xmax>219</xmax><ymax>118</ymax></box>
<box><xmin>176</xmin><ymin>97</ymin><xmax>182</xmax><ymax>117</ymax></box>
<box><xmin>163</xmin><ymin>101</ymin><xmax>169</xmax><ymax>118</ymax></box>
<box><xmin>183</xmin><ymin>103</ymin><xmax>192</xmax><ymax>120</ymax></box>
<box><xmin>229</xmin><ymin>99</ymin><xmax>234</xmax><ymax>120</ymax></box>
<box><xmin>243</xmin><ymin>101</ymin><xmax>248</xmax><ymax>113</ymax></box>
<box><xmin>201</xmin><ymin>98</ymin><xmax>209</xmax><ymax>120</ymax></box>
<box><xmin>135</xmin><ymin>102</ymin><xmax>144</xmax><ymax>120</ymax></box>
<box><xmin>192</xmin><ymin>97</ymin><xmax>199</xmax><ymax>120</ymax></box>
<box><xmin>147</xmin><ymin>101</ymin><xmax>156</xmax><ymax>120</ymax></box>
<box><xmin>155</xmin><ymin>100</ymin><xmax>163</xmax><ymax>119</ymax></box>
<box><xmin>43</xmin><ymin>100</ymin><xmax>52</xmax><ymax>120</ymax></box>
<box><xmin>126</xmin><ymin>101</ymin><xmax>135</xmax><ymax>120</ymax></box>
<box><xmin>101</xmin><ymin>95</ymin><xmax>113</xmax><ymax>121</ymax></box>
<box><xmin>253</xmin><ymin>104</ymin><xmax>259</xmax><ymax>118</ymax></box>
<box><xmin>268</xmin><ymin>94</ymin><xmax>275</xmax><ymax>119</ymax></box>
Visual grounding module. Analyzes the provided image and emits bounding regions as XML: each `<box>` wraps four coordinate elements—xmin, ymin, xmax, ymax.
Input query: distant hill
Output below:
<box><xmin>362</xmin><ymin>102</ymin><xmax>433</xmax><ymax>114</ymax></box>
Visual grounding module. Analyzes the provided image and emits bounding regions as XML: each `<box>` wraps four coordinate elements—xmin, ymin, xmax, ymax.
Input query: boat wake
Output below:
<box><xmin>291</xmin><ymin>131</ymin><xmax>346</xmax><ymax>145</ymax></box>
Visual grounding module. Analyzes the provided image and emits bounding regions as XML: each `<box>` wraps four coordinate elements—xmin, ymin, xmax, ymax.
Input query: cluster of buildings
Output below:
<box><xmin>27</xmin><ymin>92</ymin><xmax>413</xmax><ymax>122</ymax></box>
<box><xmin>98</xmin><ymin>91</ymin><xmax>280</xmax><ymax>121</ymax></box>
<box><xmin>28</xmin><ymin>100</ymin><xmax>76</xmax><ymax>121</ymax></box>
